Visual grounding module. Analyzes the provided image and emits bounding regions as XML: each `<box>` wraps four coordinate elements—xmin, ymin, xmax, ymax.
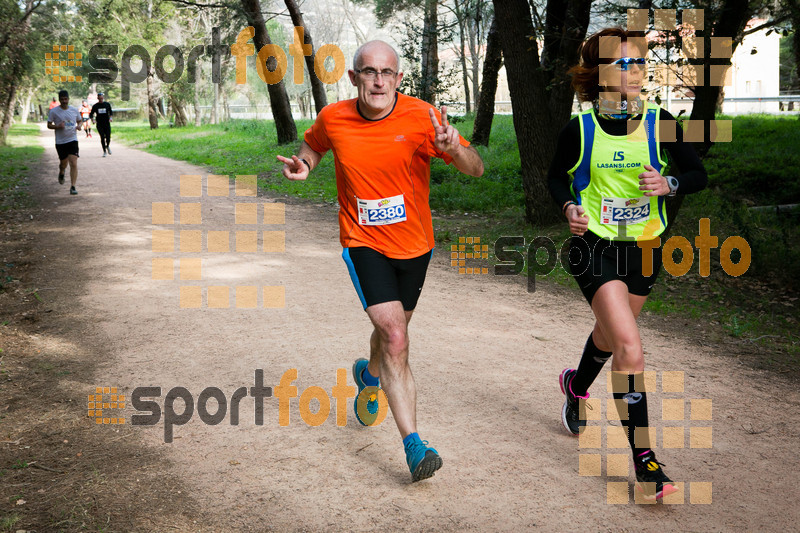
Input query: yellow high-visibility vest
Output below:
<box><xmin>568</xmin><ymin>103</ymin><xmax>669</xmax><ymax>240</ymax></box>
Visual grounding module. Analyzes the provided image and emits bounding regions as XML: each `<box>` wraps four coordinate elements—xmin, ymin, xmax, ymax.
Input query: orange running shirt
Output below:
<box><xmin>304</xmin><ymin>92</ymin><xmax>470</xmax><ymax>259</ymax></box>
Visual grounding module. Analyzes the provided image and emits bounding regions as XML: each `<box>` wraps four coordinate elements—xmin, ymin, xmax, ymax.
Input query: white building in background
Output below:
<box><xmin>723</xmin><ymin>18</ymin><xmax>781</xmax><ymax>113</ymax></box>
<box><xmin>441</xmin><ymin>18</ymin><xmax>782</xmax><ymax>116</ymax></box>
<box><xmin>642</xmin><ymin>17</ymin><xmax>781</xmax><ymax>115</ymax></box>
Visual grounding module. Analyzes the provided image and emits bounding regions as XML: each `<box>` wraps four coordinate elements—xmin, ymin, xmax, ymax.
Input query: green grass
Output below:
<box><xmin>114</xmin><ymin>119</ymin><xmax>338</xmax><ymax>202</ymax></box>
<box><xmin>114</xmin><ymin>115</ymin><xmax>526</xmax><ymax>216</ymax></box>
<box><xmin>113</xmin><ymin>113</ymin><xmax>800</xmax><ymax>371</ymax></box>
<box><xmin>0</xmin><ymin>124</ymin><xmax>43</xmax><ymax>210</ymax></box>
<box><xmin>702</xmin><ymin>114</ymin><xmax>800</xmax><ymax>206</ymax></box>
<box><xmin>114</xmin><ymin>113</ymin><xmax>800</xmax><ymax>214</ymax></box>
<box><xmin>674</xmin><ymin>115</ymin><xmax>800</xmax><ymax>295</ymax></box>
<box><xmin>0</xmin><ymin>513</ymin><xmax>21</xmax><ymax>532</ymax></box>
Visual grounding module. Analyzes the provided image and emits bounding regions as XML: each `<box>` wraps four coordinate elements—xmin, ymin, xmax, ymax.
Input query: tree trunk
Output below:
<box><xmin>173</xmin><ymin>99</ymin><xmax>188</xmax><ymax>127</ymax></box>
<box><xmin>790</xmin><ymin>0</ymin><xmax>800</xmax><ymax>116</ymax></box>
<box><xmin>493</xmin><ymin>0</ymin><xmax>590</xmax><ymax>225</ymax></box>
<box><xmin>688</xmin><ymin>0</ymin><xmax>750</xmax><ymax>157</ymax></box>
<box><xmin>0</xmin><ymin>60</ymin><xmax>23</xmax><ymax>143</ymax></box>
<box><xmin>467</xmin><ymin>3</ymin><xmax>482</xmax><ymax>112</ymax></box>
<box><xmin>19</xmin><ymin>88</ymin><xmax>33</xmax><ymax>124</ymax></box>
<box><xmin>472</xmin><ymin>15</ymin><xmax>501</xmax><ymax>146</ymax></box>
<box><xmin>460</xmin><ymin>26</ymin><xmax>471</xmax><ymax>113</ymax></box>
<box><xmin>284</xmin><ymin>0</ymin><xmax>328</xmax><ymax>114</ymax></box>
<box><xmin>420</xmin><ymin>0</ymin><xmax>439</xmax><ymax>104</ymax></box>
<box><xmin>0</xmin><ymin>85</ymin><xmax>18</xmax><ymax>143</ymax></box>
<box><xmin>194</xmin><ymin>64</ymin><xmax>202</xmax><ymax>126</ymax></box>
<box><xmin>656</xmin><ymin>0</ymin><xmax>751</xmax><ymax>229</ymax></box>
<box><xmin>0</xmin><ymin>0</ymin><xmax>33</xmax><ymax>144</ymax></box>
<box><xmin>211</xmin><ymin>82</ymin><xmax>218</xmax><ymax>124</ymax></box>
<box><xmin>454</xmin><ymin>1</ymin><xmax>471</xmax><ymax>113</ymax></box>
<box><xmin>241</xmin><ymin>0</ymin><xmax>297</xmax><ymax>144</ymax></box>
<box><xmin>146</xmin><ymin>66</ymin><xmax>159</xmax><ymax>129</ymax></box>
<box><xmin>340</xmin><ymin>0</ymin><xmax>367</xmax><ymax>45</ymax></box>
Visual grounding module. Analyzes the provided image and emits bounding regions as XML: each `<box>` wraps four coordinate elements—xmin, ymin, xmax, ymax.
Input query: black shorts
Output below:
<box><xmin>567</xmin><ymin>231</ymin><xmax>662</xmax><ymax>304</ymax></box>
<box><xmin>55</xmin><ymin>140</ymin><xmax>79</xmax><ymax>161</ymax></box>
<box><xmin>342</xmin><ymin>247</ymin><xmax>432</xmax><ymax>311</ymax></box>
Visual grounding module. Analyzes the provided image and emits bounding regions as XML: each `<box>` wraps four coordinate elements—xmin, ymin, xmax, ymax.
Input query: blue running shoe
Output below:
<box><xmin>352</xmin><ymin>358</ymin><xmax>379</xmax><ymax>426</ymax></box>
<box><xmin>405</xmin><ymin>439</ymin><xmax>443</xmax><ymax>482</ymax></box>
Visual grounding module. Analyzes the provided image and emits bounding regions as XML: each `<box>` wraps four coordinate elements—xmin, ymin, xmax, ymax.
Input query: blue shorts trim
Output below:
<box><xmin>342</xmin><ymin>248</ymin><xmax>368</xmax><ymax>309</ymax></box>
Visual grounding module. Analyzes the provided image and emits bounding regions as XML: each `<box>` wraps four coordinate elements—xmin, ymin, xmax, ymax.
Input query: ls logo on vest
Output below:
<box><xmin>613</xmin><ymin>151</ymin><xmax>625</xmax><ymax>161</ymax></box>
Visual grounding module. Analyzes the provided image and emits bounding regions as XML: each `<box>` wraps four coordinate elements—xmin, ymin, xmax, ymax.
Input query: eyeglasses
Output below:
<box><xmin>611</xmin><ymin>57</ymin><xmax>646</xmax><ymax>71</ymax></box>
<box><xmin>355</xmin><ymin>68</ymin><xmax>398</xmax><ymax>80</ymax></box>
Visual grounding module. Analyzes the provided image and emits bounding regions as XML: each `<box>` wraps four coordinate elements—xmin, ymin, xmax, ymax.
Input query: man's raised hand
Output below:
<box><xmin>428</xmin><ymin>105</ymin><xmax>461</xmax><ymax>155</ymax></box>
<box><xmin>276</xmin><ymin>154</ymin><xmax>309</xmax><ymax>181</ymax></box>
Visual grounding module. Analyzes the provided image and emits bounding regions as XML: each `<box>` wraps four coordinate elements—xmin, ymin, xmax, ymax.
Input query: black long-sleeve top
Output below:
<box><xmin>89</xmin><ymin>101</ymin><xmax>113</xmax><ymax>124</ymax></box>
<box><xmin>547</xmin><ymin>108</ymin><xmax>708</xmax><ymax>210</ymax></box>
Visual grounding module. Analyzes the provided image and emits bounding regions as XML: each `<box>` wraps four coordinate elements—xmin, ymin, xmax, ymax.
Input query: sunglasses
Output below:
<box><xmin>611</xmin><ymin>57</ymin><xmax>646</xmax><ymax>71</ymax></box>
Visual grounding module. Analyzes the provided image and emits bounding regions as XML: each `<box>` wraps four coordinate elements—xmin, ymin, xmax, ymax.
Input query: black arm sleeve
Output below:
<box><xmin>89</xmin><ymin>103</ymin><xmax>96</xmax><ymax>120</ymax></box>
<box><xmin>659</xmin><ymin>110</ymin><xmax>708</xmax><ymax>195</ymax></box>
<box><xmin>547</xmin><ymin>117</ymin><xmax>581</xmax><ymax>209</ymax></box>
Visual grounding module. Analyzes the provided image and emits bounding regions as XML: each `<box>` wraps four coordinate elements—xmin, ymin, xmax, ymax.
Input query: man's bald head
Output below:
<box><xmin>353</xmin><ymin>40</ymin><xmax>401</xmax><ymax>72</ymax></box>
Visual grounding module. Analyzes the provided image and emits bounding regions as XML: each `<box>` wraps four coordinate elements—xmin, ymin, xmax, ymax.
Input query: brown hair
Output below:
<box><xmin>569</xmin><ymin>28</ymin><xmax>647</xmax><ymax>102</ymax></box>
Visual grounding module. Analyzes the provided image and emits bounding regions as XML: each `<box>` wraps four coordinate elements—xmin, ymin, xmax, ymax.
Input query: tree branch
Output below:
<box><xmin>0</xmin><ymin>0</ymin><xmax>42</xmax><ymax>52</ymax></box>
<box><xmin>165</xmin><ymin>0</ymin><xmax>284</xmax><ymax>17</ymax></box>
<box><xmin>740</xmin><ymin>13</ymin><xmax>792</xmax><ymax>37</ymax></box>
<box><xmin>165</xmin><ymin>0</ymin><xmax>234</xmax><ymax>8</ymax></box>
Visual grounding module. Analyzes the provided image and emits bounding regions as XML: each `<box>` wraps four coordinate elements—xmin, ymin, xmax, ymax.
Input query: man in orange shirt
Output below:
<box><xmin>278</xmin><ymin>40</ymin><xmax>483</xmax><ymax>482</ymax></box>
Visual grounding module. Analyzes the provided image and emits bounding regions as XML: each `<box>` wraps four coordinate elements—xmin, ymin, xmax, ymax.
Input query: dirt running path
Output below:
<box><xmin>26</xmin><ymin>126</ymin><xmax>800</xmax><ymax>531</ymax></box>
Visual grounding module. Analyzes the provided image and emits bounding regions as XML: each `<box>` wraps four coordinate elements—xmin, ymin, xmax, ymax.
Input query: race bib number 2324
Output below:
<box><xmin>600</xmin><ymin>196</ymin><xmax>651</xmax><ymax>225</ymax></box>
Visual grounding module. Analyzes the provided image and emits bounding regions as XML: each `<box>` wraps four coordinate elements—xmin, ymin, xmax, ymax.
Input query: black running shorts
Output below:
<box><xmin>567</xmin><ymin>230</ymin><xmax>662</xmax><ymax>304</ymax></box>
<box><xmin>342</xmin><ymin>247</ymin><xmax>433</xmax><ymax>311</ymax></box>
<box><xmin>55</xmin><ymin>140</ymin><xmax>79</xmax><ymax>161</ymax></box>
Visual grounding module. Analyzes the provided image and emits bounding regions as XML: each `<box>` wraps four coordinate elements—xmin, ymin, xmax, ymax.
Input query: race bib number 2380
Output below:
<box><xmin>357</xmin><ymin>194</ymin><xmax>407</xmax><ymax>226</ymax></box>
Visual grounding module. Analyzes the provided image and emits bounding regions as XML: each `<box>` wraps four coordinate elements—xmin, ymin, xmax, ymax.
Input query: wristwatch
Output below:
<box><xmin>666</xmin><ymin>175</ymin><xmax>679</xmax><ymax>197</ymax></box>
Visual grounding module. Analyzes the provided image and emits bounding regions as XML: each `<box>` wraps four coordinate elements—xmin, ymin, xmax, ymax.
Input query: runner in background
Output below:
<box><xmin>90</xmin><ymin>92</ymin><xmax>113</xmax><ymax>157</ymax></box>
<box><xmin>79</xmin><ymin>101</ymin><xmax>92</xmax><ymax>138</ymax></box>
<box><xmin>47</xmin><ymin>89</ymin><xmax>83</xmax><ymax>195</ymax></box>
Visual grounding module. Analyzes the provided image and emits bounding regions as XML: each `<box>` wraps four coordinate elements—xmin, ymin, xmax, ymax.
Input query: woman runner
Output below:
<box><xmin>80</xmin><ymin>101</ymin><xmax>92</xmax><ymax>138</ymax></box>
<box><xmin>548</xmin><ymin>27</ymin><xmax>708</xmax><ymax>500</ymax></box>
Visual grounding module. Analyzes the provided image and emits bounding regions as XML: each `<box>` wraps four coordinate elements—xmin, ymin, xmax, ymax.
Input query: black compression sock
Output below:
<box><xmin>612</xmin><ymin>373</ymin><xmax>651</xmax><ymax>456</ymax></box>
<box><xmin>571</xmin><ymin>333</ymin><xmax>612</xmax><ymax>397</ymax></box>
